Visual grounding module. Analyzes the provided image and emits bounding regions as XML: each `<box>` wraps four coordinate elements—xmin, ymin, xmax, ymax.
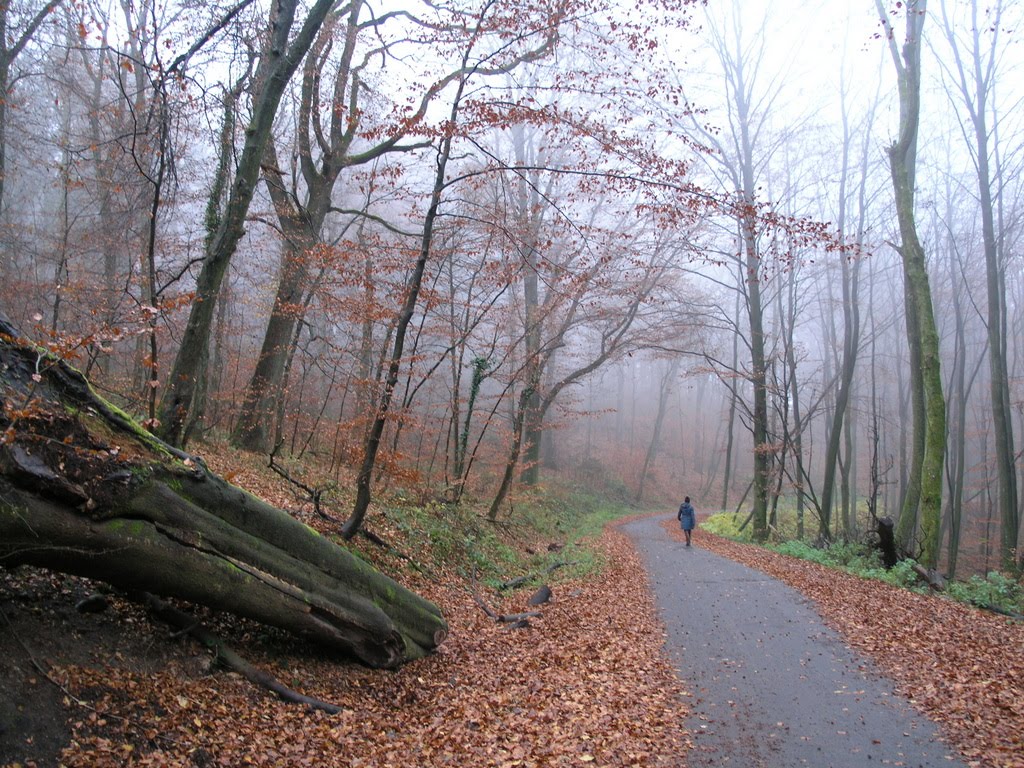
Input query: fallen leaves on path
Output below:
<box><xmin>687</xmin><ymin>526</ymin><xmax>1024</xmax><ymax>768</ymax></box>
<box><xmin>11</xmin><ymin>528</ymin><xmax>689</xmax><ymax>767</ymax></box>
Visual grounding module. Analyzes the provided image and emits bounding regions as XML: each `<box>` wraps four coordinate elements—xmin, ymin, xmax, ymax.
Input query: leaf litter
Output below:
<box><xmin>2</xmin><ymin>515</ymin><xmax>691</xmax><ymax>767</ymax></box>
<box><xmin>690</xmin><ymin>525</ymin><xmax>1024</xmax><ymax>768</ymax></box>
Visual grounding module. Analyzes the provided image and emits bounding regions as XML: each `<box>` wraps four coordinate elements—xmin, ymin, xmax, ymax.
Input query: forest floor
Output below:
<box><xmin>2</xmin><ymin>450</ymin><xmax>1022</xmax><ymax>767</ymax></box>
<box><xmin>0</xmin><ymin>525</ymin><xmax>689</xmax><ymax>768</ymax></box>
<box><xmin>0</xmin><ymin>447</ymin><xmax>689</xmax><ymax>768</ymax></box>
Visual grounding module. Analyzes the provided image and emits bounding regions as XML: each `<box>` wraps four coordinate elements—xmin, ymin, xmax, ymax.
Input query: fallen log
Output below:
<box><xmin>0</xmin><ymin>317</ymin><xmax>446</xmax><ymax>668</ymax></box>
<box><xmin>909</xmin><ymin>561</ymin><xmax>946</xmax><ymax>591</ymax></box>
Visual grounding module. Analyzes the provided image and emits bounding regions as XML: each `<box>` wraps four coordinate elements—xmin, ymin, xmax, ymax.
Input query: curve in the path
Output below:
<box><xmin>622</xmin><ymin>514</ymin><xmax>967</xmax><ymax>768</ymax></box>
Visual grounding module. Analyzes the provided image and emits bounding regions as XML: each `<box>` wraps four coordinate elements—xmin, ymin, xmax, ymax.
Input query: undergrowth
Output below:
<box><xmin>767</xmin><ymin>539</ymin><xmax>1024</xmax><ymax>616</ymax></box>
<box><xmin>700</xmin><ymin>511</ymin><xmax>753</xmax><ymax>541</ymax></box>
<box><xmin>699</xmin><ymin>508</ymin><xmax>1023</xmax><ymax>617</ymax></box>
<box><xmin>380</xmin><ymin>485</ymin><xmax>635</xmax><ymax>590</ymax></box>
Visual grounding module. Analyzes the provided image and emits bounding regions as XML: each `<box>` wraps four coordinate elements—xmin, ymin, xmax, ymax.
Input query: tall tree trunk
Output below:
<box><xmin>232</xmin><ymin>4</ymin><xmax>360</xmax><ymax>453</ymax></box>
<box><xmin>877</xmin><ymin>0</ymin><xmax>945</xmax><ymax>568</ymax></box>
<box><xmin>156</xmin><ymin>0</ymin><xmax>336</xmax><ymax>447</ymax></box>
<box><xmin>831</xmin><ymin>79</ymin><xmax>877</xmax><ymax>538</ymax></box>
<box><xmin>943</xmin><ymin>202</ymin><xmax>968</xmax><ymax>578</ymax></box>
<box><xmin>513</xmin><ymin>122</ymin><xmax>546</xmax><ymax>488</ymax></box>
<box><xmin>720</xmin><ymin>278</ymin><xmax>740</xmax><ymax>512</ymax></box>
<box><xmin>343</xmin><ymin>48</ymin><xmax>473</xmax><ymax>538</ymax></box>
<box><xmin>0</xmin><ymin>0</ymin><xmax>64</xmax><ymax>218</ymax></box>
<box><xmin>636</xmin><ymin>359</ymin><xmax>680</xmax><ymax>502</ymax></box>
<box><xmin>939</xmin><ymin>0</ymin><xmax>1019</xmax><ymax>570</ymax></box>
<box><xmin>488</xmin><ymin>382</ymin><xmax>534</xmax><ymax>521</ymax></box>
<box><xmin>784</xmin><ymin>269</ymin><xmax>806</xmax><ymax>539</ymax></box>
<box><xmin>232</xmin><ymin>229</ymin><xmax>316</xmax><ymax>452</ymax></box>
<box><xmin>818</xmin><ymin>81</ymin><xmax>863</xmax><ymax>542</ymax></box>
<box><xmin>743</xmin><ymin>215</ymin><xmax>770</xmax><ymax>543</ymax></box>
<box><xmin>79</xmin><ymin>20</ymin><xmax>122</xmax><ymax>349</ymax></box>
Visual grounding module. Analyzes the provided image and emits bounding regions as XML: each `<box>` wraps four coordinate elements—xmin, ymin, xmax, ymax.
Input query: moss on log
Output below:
<box><xmin>0</xmin><ymin>318</ymin><xmax>446</xmax><ymax>668</ymax></box>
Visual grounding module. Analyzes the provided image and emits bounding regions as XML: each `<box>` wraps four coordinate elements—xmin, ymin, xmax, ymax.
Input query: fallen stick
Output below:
<box><xmin>496</xmin><ymin>611</ymin><xmax>542</xmax><ymax>623</ymax></box>
<box><xmin>497</xmin><ymin>561</ymin><xmax>578</xmax><ymax>591</ymax></box>
<box><xmin>138</xmin><ymin>593</ymin><xmax>343</xmax><ymax>714</ymax></box>
<box><xmin>470</xmin><ymin>568</ymin><xmax>541</xmax><ymax>626</ymax></box>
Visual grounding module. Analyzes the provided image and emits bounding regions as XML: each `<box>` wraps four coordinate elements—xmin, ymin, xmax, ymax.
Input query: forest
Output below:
<box><xmin>3</xmin><ymin>0</ymin><xmax>1024</xmax><ymax>765</ymax></box>
<box><xmin>0</xmin><ymin>0</ymin><xmax>1021</xmax><ymax>585</ymax></box>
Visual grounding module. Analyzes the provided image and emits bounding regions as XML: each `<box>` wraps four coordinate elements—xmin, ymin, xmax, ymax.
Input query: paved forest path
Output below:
<box><xmin>622</xmin><ymin>514</ymin><xmax>966</xmax><ymax>768</ymax></box>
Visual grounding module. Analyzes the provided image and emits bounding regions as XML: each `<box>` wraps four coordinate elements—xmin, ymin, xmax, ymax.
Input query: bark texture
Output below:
<box><xmin>0</xmin><ymin>319</ymin><xmax>446</xmax><ymax>668</ymax></box>
<box><xmin>877</xmin><ymin>0</ymin><xmax>945</xmax><ymax>568</ymax></box>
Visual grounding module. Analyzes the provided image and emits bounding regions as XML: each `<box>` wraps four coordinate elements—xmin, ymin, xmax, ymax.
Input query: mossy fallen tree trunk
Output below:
<box><xmin>0</xmin><ymin>319</ymin><xmax>446</xmax><ymax>668</ymax></box>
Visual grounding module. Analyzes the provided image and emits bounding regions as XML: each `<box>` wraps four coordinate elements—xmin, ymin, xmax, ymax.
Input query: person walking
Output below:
<box><xmin>678</xmin><ymin>496</ymin><xmax>696</xmax><ymax>547</ymax></box>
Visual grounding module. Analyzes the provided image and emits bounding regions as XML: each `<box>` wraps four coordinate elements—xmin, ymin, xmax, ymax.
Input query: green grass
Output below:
<box><xmin>700</xmin><ymin>511</ymin><xmax>753</xmax><ymax>541</ymax></box>
<box><xmin>380</xmin><ymin>484</ymin><xmax>637</xmax><ymax>591</ymax></box>
<box><xmin>702</xmin><ymin>499</ymin><xmax>881</xmax><ymax>544</ymax></box>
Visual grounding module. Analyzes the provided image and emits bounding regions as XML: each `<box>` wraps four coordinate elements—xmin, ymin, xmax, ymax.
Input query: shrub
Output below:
<box><xmin>874</xmin><ymin>559</ymin><xmax>923</xmax><ymax>591</ymax></box>
<box><xmin>772</xmin><ymin>539</ymin><xmax>879</xmax><ymax>570</ymax></box>
<box><xmin>700</xmin><ymin>512</ymin><xmax>753</xmax><ymax>541</ymax></box>
<box><xmin>947</xmin><ymin>571</ymin><xmax>1024</xmax><ymax>614</ymax></box>
<box><xmin>771</xmin><ymin>539</ymin><xmax>928</xmax><ymax>592</ymax></box>
<box><xmin>774</xmin><ymin>539</ymin><xmax>829</xmax><ymax>564</ymax></box>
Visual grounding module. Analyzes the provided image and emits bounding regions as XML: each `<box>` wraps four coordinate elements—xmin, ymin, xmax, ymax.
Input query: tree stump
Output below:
<box><xmin>876</xmin><ymin>516</ymin><xmax>898</xmax><ymax>569</ymax></box>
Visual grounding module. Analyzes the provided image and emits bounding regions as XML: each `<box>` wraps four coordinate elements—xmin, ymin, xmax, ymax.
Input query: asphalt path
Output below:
<box><xmin>622</xmin><ymin>515</ymin><xmax>967</xmax><ymax>768</ymax></box>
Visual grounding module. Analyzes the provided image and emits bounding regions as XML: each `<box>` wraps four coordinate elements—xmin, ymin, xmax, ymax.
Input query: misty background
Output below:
<box><xmin>0</xmin><ymin>0</ymin><xmax>1019</xmax><ymax>576</ymax></box>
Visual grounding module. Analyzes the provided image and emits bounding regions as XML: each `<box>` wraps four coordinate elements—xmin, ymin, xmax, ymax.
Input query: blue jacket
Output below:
<box><xmin>678</xmin><ymin>502</ymin><xmax>695</xmax><ymax>531</ymax></box>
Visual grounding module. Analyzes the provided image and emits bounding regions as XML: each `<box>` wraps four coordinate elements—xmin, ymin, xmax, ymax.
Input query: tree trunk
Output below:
<box><xmin>720</xmin><ymin>278</ymin><xmax>740</xmax><ymax>512</ymax></box>
<box><xmin>231</xmin><ymin>233</ymin><xmax>313</xmax><ymax>453</ymax></box>
<box><xmin>820</xmin><ymin>76</ymin><xmax>867</xmax><ymax>542</ymax></box>
<box><xmin>784</xmin><ymin>268</ymin><xmax>806</xmax><ymax>540</ymax></box>
<box><xmin>344</xmin><ymin>80</ymin><xmax>463</xmax><ymax>539</ymax></box>
<box><xmin>488</xmin><ymin>381</ymin><xmax>534</xmax><ymax>521</ymax></box>
<box><xmin>938</xmin><ymin>0</ymin><xmax>1019</xmax><ymax>570</ymax></box>
<box><xmin>742</xmin><ymin>212</ymin><xmax>770</xmax><ymax>542</ymax></box>
<box><xmin>877</xmin><ymin>0</ymin><xmax>945</xmax><ymax>569</ymax></box>
<box><xmin>514</xmin><ymin>123</ymin><xmax>546</xmax><ymax>489</ymax></box>
<box><xmin>156</xmin><ymin>0</ymin><xmax>336</xmax><ymax>447</ymax></box>
<box><xmin>636</xmin><ymin>359</ymin><xmax>679</xmax><ymax>502</ymax></box>
<box><xmin>0</xmin><ymin>318</ymin><xmax>446</xmax><ymax>668</ymax></box>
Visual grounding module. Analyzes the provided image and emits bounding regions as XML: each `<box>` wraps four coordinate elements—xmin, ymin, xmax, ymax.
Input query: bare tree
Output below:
<box><xmin>231</xmin><ymin>0</ymin><xmax>474</xmax><ymax>452</ymax></box>
<box><xmin>156</xmin><ymin>0</ymin><xmax>338</xmax><ymax>447</ymax></box>
<box><xmin>343</xmin><ymin>0</ymin><xmax>563</xmax><ymax>538</ymax></box>
<box><xmin>0</xmin><ymin>0</ymin><xmax>64</xmax><ymax>217</ymax></box>
<box><xmin>687</xmin><ymin>2</ymin><xmax>788</xmax><ymax>541</ymax></box>
<box><xmin>817</xmin><ymin>65</ymin><xmax>879</xmax><ymax>541</ymax></box>
<box><xmin>936</xmin><ymin>0</ymin><xmax>1019</xmax><ymax>571</ymax></box>
<box><xmin>636</xmin><ymin>358</ymin><xmax>681</xmax><ymax>502</ymax></box>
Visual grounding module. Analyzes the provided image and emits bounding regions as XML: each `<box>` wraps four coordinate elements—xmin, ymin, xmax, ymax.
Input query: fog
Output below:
<box><xmin>0</xmin><ymin>0</ymin><xmax>1020</xmax><ymax>575</ymax></box>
